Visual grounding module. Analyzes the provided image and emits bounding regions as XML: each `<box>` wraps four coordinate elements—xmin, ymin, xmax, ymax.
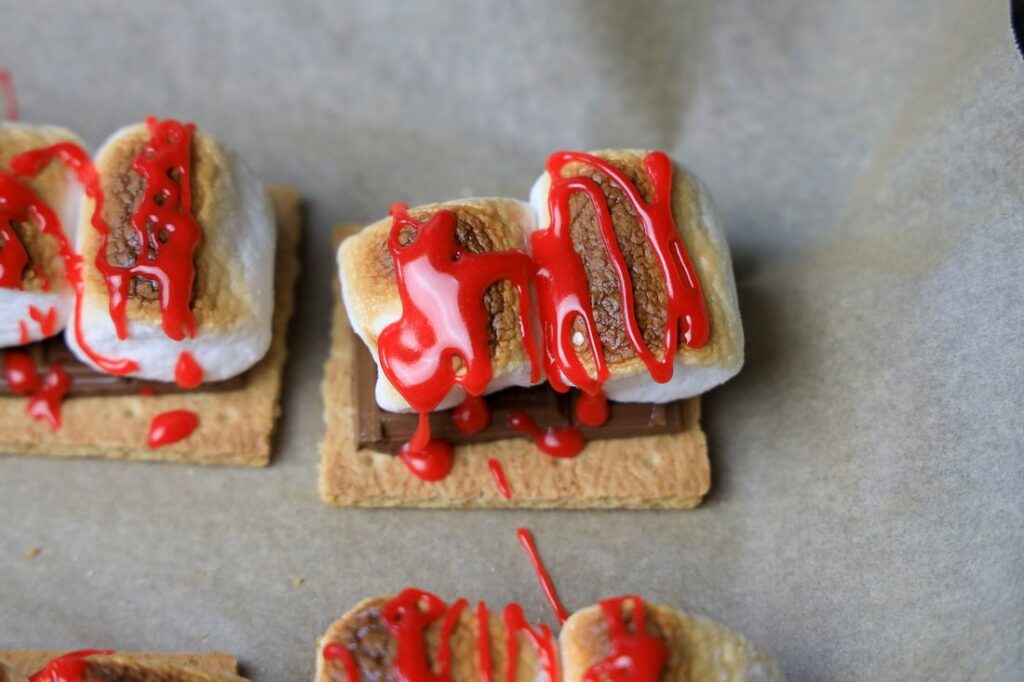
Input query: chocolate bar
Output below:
<box><xmin>354</xmin><ymin>340</ymin><xmax>683</xmax><ymax>453</ymax></box>
<box><xmin>0</xmin><ymin>338</ymin><xmax>245</xmax><ymax>397</ymax></box>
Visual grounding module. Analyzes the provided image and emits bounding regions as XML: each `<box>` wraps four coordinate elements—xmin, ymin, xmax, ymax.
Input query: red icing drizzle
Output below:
<box><xmin>27</xmin><ymin>363</ymin><xmax>70</xmax><ymax>429</ymax></box>
<box><xmin>575</xmin><ymin>390</ymin><xmax>609</xmax><ymax>427</ymax></box>
<box><xmin>582</xmin><ymin>597</ymin><xmax>668</xmax><ymax>682</ymax></box>
<box><xmin>476</xmin><ymin>601</ymin><xmax>494</xmax><ymax>682</ymax></box>
<box><xmin>147</xmin><ymin>409</ymin><xmax>199</xmax><ymax>448</ymax></box>
<box><xmin>379</xmin><ymin>588</ymin><xmax>465</xmax><ymax>682</ymax></box>
<box><xmin>503</xmin><ymin>603</ymin><xmax>560</xmax><ymax>682</ymax></box>
<box><xmin>377</xmin><ymin>202</ymin><xmax>538</xmax><ymax>480</ymax></box>
<box><xmin>487</xmin><ymin>458</ymin><xmax>512</xmax><ymax>499</ymax></box>
<box><xmin>507</xmin><ymin>412</ymin><xmax>585</xmax><ymax>458</ymax></box>
<box><xmin>96</xmin><ymin>117</ymin><xmax>201</xmax><ymax>341</ymax></box>
<box><xmin>174</xmin><ymin>350</ymin><xmax>203</xmax><ymax>388</ymax></box>
<box><xmin>531</xmin><ymin>151</ymin><xmax>709</xmax><ymax>394</ymax></box>
<box><xmin>323</xmin><ymin>642</ymin><xmax>361</xmax><ymax>682</ymax></box>
<box><xmin>5</xmin><ymin>350</ymin><xmax>40</xmax><ymax>393</ymax></box>
<box><xmin>18</xmin><ymin>320</ymin><xmax>29</xmax><ymax>344</ymax></box>
<box><xmin>0</xmin><ymin>70</ymin><xmax>17</xmax><ymax>121</ymax></box>
<box><xmin>516</xmin><ymin>528</ymin><xmax>571</xmax><ymax>624</ymax></box>
<box><xmin>11</xmin><ymin>142</ymin><xmax>139</xmax><ymax>375</ymax></box>
<box><xmin>0</xmin><ymin>171</ymin><xmax>38</xmax><ymax>288</ymax></box>
<box><xmin>29</xmin><ymin>304</ymin><xmax>57</xmax><ymax>337</ymax></box>
<box><xmin>452</xmin><ymin>393</ymin><xmax>491</xmax><ymax>434</ymax></box>
<box><xmin>398</xmin><ymin>437</ymin><xmax>454</xmax><ymax>482</ymax></box>
<box><xmin>29</xmin><ymin>649</ymin><xmax>113</xmax><ymax>682</ymax></box>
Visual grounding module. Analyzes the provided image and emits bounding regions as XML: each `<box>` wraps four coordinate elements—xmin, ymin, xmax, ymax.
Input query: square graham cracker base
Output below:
<box><xmin>0</xmin><ymin>186</ymin><xmax>302</xmax><ymax>467</ymax></box>
<box><xmin>0</xmin><ymin>649</ymin><xmax>239</xmax><ymax>677</ymax></box>
<box><xmin>319</xmin><ymin>225</ymin><xmax>710</xmax><ymax>509</ymax></box>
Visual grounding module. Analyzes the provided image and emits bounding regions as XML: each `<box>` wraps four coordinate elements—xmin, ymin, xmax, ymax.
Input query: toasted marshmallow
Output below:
<box><xmin>65</xmin><ymin>122</ymin><xmax>275</xmax><ymax>383</ymax></box>
<box><xmin>528</xmin><ymin>149</ymin><xmax>743</xmax><ymax>403</ymax></box>
<box><xmin>0</xmin><ymin>123</ymin><xmax>83</xmax><ymax>348</ymax></box>
<box><xmin>339</xmin><ymin>198</ymin><xmax>541</xmax><ymax>412</ymax></box>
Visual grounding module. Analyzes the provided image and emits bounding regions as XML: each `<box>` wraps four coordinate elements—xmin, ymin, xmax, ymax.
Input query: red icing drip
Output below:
<box><xmin>174</xmin><ymin>350</ymin><xmax>203</xmax><ymax>388</ymax></box>
<box><xmin>507</xmin><ymin>412</ymin><xmax>585</xmax><ymax>458</ymax></box>
<box><xmin>575</xmin><ymin>390</ymin><xmax>609</xmax><ymax>427</ymax></box>
<box><xmin>27</xmin><ymin>363</ymin><xmax>70</xmax><ymax>430</ymax></box>
<box><xmin>531</xmin><ymin>151</ymin><xmax>709</xmax><ymax>393</ymax></box>
<box><xmin>476</xmin><ymin>601</ymin><xmax>493</xmax><ymax>682</ymax></box>
<box><xmin>380</xmin><ymin>588</ymin><xmax>465</xmax><ymax>682</ymax></box>
<box><xmin>503</xmin><ymin>603</ymin><xmax>560</xmax><ymax>682</ymax></box>
<box><xmin>147</xmin><ymin>409</ymin><xmax>199</xmax><ymax>448</ymax></box>
<box><xmin>0</xmin><ymin>70</ymin><xmax>17</xmax><ymax>121</ymax></box>
<box><xmin>323</xmin><ymin>642</ymin><xmax>361</xmax><ymax>682</ymax></box>
<box><xmin>398</xmin><ymin>438</ymin><xmax>454</xmax><ymax>482</ymax></box>
<box><xmin>95</xmin><ymin>117</ymin><xmax>201</xmax><ymax>341</ymax></box>
<box><xmin>378</xmin><ymin>202</ymin><xmax>538</xmax><ymax>481</ymax></box>
<box><xmin>487</xmin><ymin>458</ymin><xmax>512</xmax><ymax>500</ymax></box>
<box><xmin>0</xmin><ymin>171</ymin><xmax>36</xmax><ymax>289</ymax></box>
<box><xmin>582</xmin><ymin>597</ymin><xmax>668</xmax><ymax>682</ymax></box>
<box><xmin>516</xmin><ymin>528</ymin><xmax>570</xmax><ymax>624</ymax></box>
<box><xmin>10</xmin><ymin>142</ymin><xmax>139</xmax><ymax>375</ymax></box>
<box><xmin>452</xmin><ymin>393</ymin><xmax>490</xmax><ymax>434</ymax></box>
<box><xmin>29</xmin><ymin>649</ymin><xmax>114</xmax><ymax>682</ymax></box>
<box><xmin>28</xmin><ymin>304</ymin><xmax>57</xmax><ymax>337</ymax></box>
<box><xmin>5</xmin><ymin>350</ymin><xmax>40</xmax><ymax>393</ymax></box>
<box><xmin>18</xmin><ymin>319</ymin><xmax>29</xmax><ymax>344</ymax></box>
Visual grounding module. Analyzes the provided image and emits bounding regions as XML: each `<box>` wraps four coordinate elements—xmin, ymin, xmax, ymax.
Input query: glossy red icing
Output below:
<box><xmin>507</xmin><ymin>411</ymin><xmax>585</xmax><ymax>458</ymax></box>
<box><xmin>380</xmin><ymin>588</ymin><xmax>463</xmax><ymax>682</ymax></box>
<box><xmin>18</xmin><ymin>319</ymin><xmax>29</xmax><ymax>344</ymax></box>
<box><xmin>487</xmin><ymin>458</ymin><xmax>512</xmax><ymax>500</ymax></box>
<box><xmin>377</xmin><ymin>202</ymin><xmax>538</xmax><ymax>480</ymax></box>
<box><xmin>322</xmin><ymin>642</ymin><xmax>361</xmax><ymax>682</ymax></box>
<box><xmin>147</xmin><ymin>409</ymin><xmax>199</xmax><ymax>448</ymax></box>
<box><xmin>4</xmin><ymin>350</ymin><xmax>40</xmax><ymax>394</ymax></box>
<box><xmin>516</xmin><ymin>527</ymin><xmax>570</xmax><ymax>624</ymax></box>
<box><xmin>174</xmin><ymin>350</ymin><xmax>203</xmax><ymax>389</ymax></box>
<box><xmin>27</xmin><ymin>363</ymin><xmax>70</xmax><ymax>430</ymax></box>
<box><xmin>398</xmin><ymin>437</ymin><xmax>454</xmax><ymax>482</ymax></box>
<box><xmin>0</xmin><ymin>171</ymin><xmax>40</xmax><ymax>289</ymax></box>
<box><xmin>29</xmin><ymin>649</ymin><xmax>113</xmax><ymax>682</ymax></box>
<box><xmin>452</xmin><ymin>393</ymin><xmax>491</xmax><ymax>434</ymax></box>
<box><xmin>28</xmin><ymin>304</ymin><xmax>57</xmax><ymax>337</ymax></box>
<box><xmin>582</xmin><ymin>596</ymin><xmax>668</xmax><ymax>682</ymax></box>
<box><xmin>531</xmin><ymin>151</ymin><xmax>709</xmax><ymax>394</ymax></box>
<box><xmin>503</xmin><ymin>602</ymin><xmax>560</xmax><ymax>682</ymax></box>
<box><xmin>476</xmin><ymin>601</ymin><xmax>493</xmax><ymax>682</ymax></box>
<box><xmin>575</xmin><ymin>389</ymin><xmax>609</xmax><ymax>427</ymax></box>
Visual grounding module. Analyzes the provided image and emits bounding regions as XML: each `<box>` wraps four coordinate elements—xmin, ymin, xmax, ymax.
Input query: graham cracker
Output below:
<box><xmin>319</xmin><ymin>225</ymin><xmax>710</xmax><ymax>508</ymax></box>
<box><xmin>0</xmin><ymin>186</ymin><xmax>302</xmax><ymax>467</ymax></box>
<box><xmin>0</xmin><ymin>649</ymin><xmax>241</xmax><ymax>679</ymax></box>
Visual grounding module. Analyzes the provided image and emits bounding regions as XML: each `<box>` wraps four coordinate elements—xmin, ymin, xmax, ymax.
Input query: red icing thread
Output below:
<box><xmin>5</xmin><ymin>350</ymin><xmax>40</xmax><ymax>393</ymax></box>
<box><xmin>96</xmin><ymin>117</ymin><xmax>201</xmax><ymax>341</ymax></box>
<box><xmin>29</xmin><ymin>649</ymin><xmax>114</xmax><ymax>682</ymax></box>
<box><xmin>507</xmin><ymin>412</ymin><xmax>585</xmax><ymax>458</ymax></box>
<box><xmin>575</xmin><ymin>390</ymin><xmax>609</xmax><ymax>427</ymax></box>
<box><xmin>487</xmin><ymin>458</ymin><xmax>512</xmax><ymax>499</ymax></box>
<box><xmin>322</xmin><ymin>642</ymin><xmax>361</xmax><ymax>682</ymax></box>
<box><xmin>582</xmin><ymin>597</ymin><xmax>668</xmax><ymax>682</ymax></box>
<box><xmin>516</xmin><ymin>528</ymin><xmax>571</xmax><ymax>625</ymax></box>
<box><xmin>476</xmin><ymin>601</ymin><xmax>494</xmax><ymax>682</ymax></box>
<box><xmin>147</xmin><ymin>409</ymin><xmax>199</xmax><ymax>448</ymax></box>
<box><xmin>380</xmin><ymin>588</ymin><xmax>466</xmax><ymax>682</ymax></box>
<box><xmin>452</xmin><ymin>393</ymin><xmax>491</xmax><ymax>434</ymax></box>
<box><xmin>174</xmin><ymin>350</ymin><xmax>203</xmax><ymax>388</ymax></box>
<box><xmin>377</xmin><ymin>202</ymin><xmax>538</xmax><ymax>481</ymax></box>
<box><xmin>11</xmin><ymin>142</ymin><xmax>139</xmax><ymax>375</ymax></box>
<box><xmin>0</xmin><ymin>70</ymin><xmax>17</xmax><ymax>121</ymax></box>
<box><xmin>28</xmin><ymin>304</ymin><xmax>57</xmax><ymax>337</ymax></box>
<box><xmin>503</xmin><ymin>603</ymin><xmax>560</xmax><ymax>682</ymax></box>
<box><xmin>531</xmin><ymin>151</ymin><xmax>709</xmax><ymax>394</ymax></box>
<box><xmin>18</xmin><ymin>319</ymin><xmax>29</xmax><ymax>344</ymax></box>
<box><xmin>27</xmin><ymin>363</ymin><xmax>70</xmax><ymax>430</ymax></box>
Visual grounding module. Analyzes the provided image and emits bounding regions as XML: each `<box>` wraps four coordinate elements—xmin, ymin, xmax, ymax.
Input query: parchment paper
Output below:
<box><xmin>1</xmin><ymin>1</ymin><xmax>1022</xmax><ymax>680</ymax></box>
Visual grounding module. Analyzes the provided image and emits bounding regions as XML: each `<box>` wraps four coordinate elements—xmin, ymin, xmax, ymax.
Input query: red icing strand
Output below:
<box><xmin>582</xmin><ymin>597</ymin><xmax>668</xmax><ymax>682</ymax></box>
<box><xmin>174</xmin><ymin>350</ymin><xmax>204</xmax><ymax>388</ymax></box>
<box><xmin>380</xmin><ymin>588</ymin><xmax>463</xmax><ymax>682</ymax></box>
<box><xmin>29</xmin><ymin>649</ymin><xmax>114</xmax><ymax>682</ymax></box>
<box><xmin>0</xmin><ymin>70</ymin><xmax>17</xmax><ymax>122</ymax></box>
<box><xmin>575</xmin><ymin>390</ymin><xmax>609</xmax><ymax>427</ymax></box>
<box><xmin>531</xmin><ymin>151</ymin><xmax>709</xmax><ymax>393</ymax></box>
<box><xmin>516</xmin><ymin>528</ymin><xmax>571</xmax><ymax>625</ymax></box>
<box><xmin>503</xmin><ymin>603</ymin><xmax>560</xmax><ymax>682</ymax></box>
<box><xmin>507</xmin><ymin>412</ymin><xmax>585</xmax><ymax>458</ymax></box>
<box><xmin>96</xmin><ymin>117</ymin><xmax>201</xmax><ymax>341</ymax></box>
<box><xmin>5</xmin><ymin>350</ymin><xmax>40</xmax><ymax>394</ymax></box>
<box><xmin>147</xmin><ymin>409</ymin><xmax>199</xmax><ymax>448</ymax></box>
<box><xmin>28</xmin><ymin>304</ymin><xmax>57</xmax><ymax>337</ymax></box>
<box><xmin>27</xmin><ymin>363</ymin><xmax>70</xmax><ymax>430</ymax></box>
<box><xmin>18</xmin><ymin>319</ymin><xmax>29</xmax><ymax>344</ymax></box>
<box><xmin>398</xmin><ymin>438</ymin><xmax>454</xmax><ymax>482</ymax></box>
<box><xmin>10</xmin><ymin>142</ymin><xmax>139</xmax><ymax>375</ymax></box>
<box><xmin>476</xmin><ymin>601</ymin><xmax>494</xmax><ymax>682</ymax></box>
<box><xmin>0</xmin><ymin>171</ymin><xmax>39</xmax><ymax>289</ymax></box>
<box><xmin>323</xmin><ymin>642</ymin><xmax>361</xmax><ymax>682</ymax></box>
<box><xmin>378</xmin><ymin>202</ymin><xmax>538</xmax><ymax>481</ymax></box>
<box><xmin>487</xmin><ymin>458</ymin><xmax>512</xmax><ymax>499</ymax></box>
<box><xmin>452</xmin><ymin>393</ymin><xmax>491</xmax><ymax>434</ymax></box>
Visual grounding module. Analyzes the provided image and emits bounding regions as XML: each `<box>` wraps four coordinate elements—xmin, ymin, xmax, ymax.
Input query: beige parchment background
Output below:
<box><xmin>1</xmin><ymin>1</ymin><xmax>1022</xmax><ymax>680</ymax></box>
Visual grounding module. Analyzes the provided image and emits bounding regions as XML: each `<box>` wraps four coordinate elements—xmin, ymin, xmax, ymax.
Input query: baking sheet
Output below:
<box><xmin>1</xmin><ymin>1</ymin><xmax>1021</xmax><ymax>680</ymax></box>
